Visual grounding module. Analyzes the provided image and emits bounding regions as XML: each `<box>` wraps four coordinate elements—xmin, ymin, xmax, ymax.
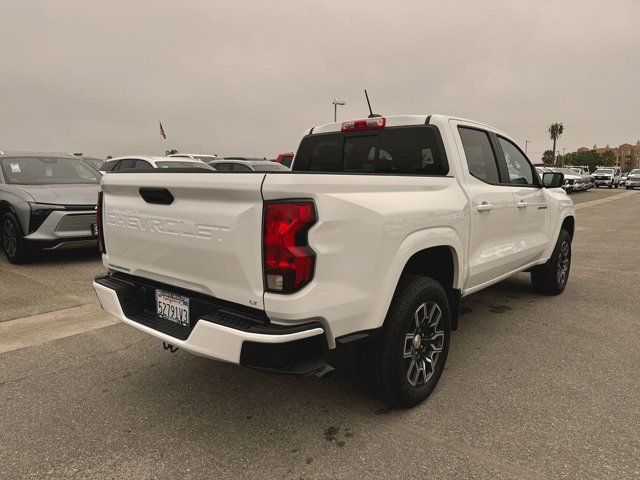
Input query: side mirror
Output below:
<box><xmin>543</xmin><ymin>172</ymin><xmax>564</xmax><ymax>188</ymax></box>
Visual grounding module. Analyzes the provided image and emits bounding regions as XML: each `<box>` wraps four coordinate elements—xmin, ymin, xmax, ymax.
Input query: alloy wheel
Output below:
<box><xmin>557</xmin><ymin>240</ymin><xmax>570</xmax><ymax>286</ymax></box>
<box><xmin>403</xmin><ymin>301</ymin><xmax>444</xmax><ymax>387</ymax></box>
<box><xmin>3</xmin><ymin>219</ymin><xmax>17</xmax><ymax>258</ymax></box>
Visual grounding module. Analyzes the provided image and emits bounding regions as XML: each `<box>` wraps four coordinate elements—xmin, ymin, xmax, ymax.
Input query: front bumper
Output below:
<box><xmin>25</xmin><ymin>209</ymin><xmax>99</xmax><ymax>250</ymax></box>
<box><xmin>594</xmin><ymin>179</ymin><xmax>612</xmax><ymax>185</ymax></box>
<box><xmin>93</xmin><ymin>272</ymin><xmax>327</xmax><ymax>374</ymax></box>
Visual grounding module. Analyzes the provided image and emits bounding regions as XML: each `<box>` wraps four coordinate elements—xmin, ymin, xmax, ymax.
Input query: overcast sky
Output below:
<box><xmin>1</xmin><ymin>0</ymin><xmax>639</xmax><ymax>159</ymax></box>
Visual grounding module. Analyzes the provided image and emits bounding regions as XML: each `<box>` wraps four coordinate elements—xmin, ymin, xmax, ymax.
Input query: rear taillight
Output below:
<box><xmin>341</xmin><ymin>117</ymin><xmax>386</xmax><ymax>132</ymax></box>
<box><xmin>263</xmin><ymin>201</ymin><xmax>316</xmax><ymax>293</ymax></box>
<box><xmin>97</xmin><ymin>191</ymin><xmax>106</xmax><ymax>254</ymax></box>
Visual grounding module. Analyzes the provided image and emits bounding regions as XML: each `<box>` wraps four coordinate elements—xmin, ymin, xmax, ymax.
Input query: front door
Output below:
<box><xmin>495</xmin><ymin>135</ymin><xmax>551</xmax><ymax>265</ymax></box>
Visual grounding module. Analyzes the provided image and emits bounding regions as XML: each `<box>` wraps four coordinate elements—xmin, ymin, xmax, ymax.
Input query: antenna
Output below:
<box><xmin>364</xmin><ymin>89</ymin><xmax>382</xmax><ymax>118</ymax></box>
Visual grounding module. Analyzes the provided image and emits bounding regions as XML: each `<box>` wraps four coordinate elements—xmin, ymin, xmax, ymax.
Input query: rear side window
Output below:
<box><xmin>293</xmin><ymin>126</ymin><xmax>448</xmax><ymax>175</ymax></box>
<box><xmin>118</xmin><ymin>159</ymin><xmax>136</xmax><ymax>170</ymax></box>
<box><xmin>458</xmin><ymin>127</ymin><xmax>500</xmax><ymax>183</ymax></box>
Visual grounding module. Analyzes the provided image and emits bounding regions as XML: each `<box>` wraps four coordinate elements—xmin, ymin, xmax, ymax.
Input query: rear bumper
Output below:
<box><xmin>93</xmin><ymin>272</ymin><xmax>327</xmax><ymax>374</ymax></box>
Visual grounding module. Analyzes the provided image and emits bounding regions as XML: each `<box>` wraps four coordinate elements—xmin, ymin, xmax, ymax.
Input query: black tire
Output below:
<box><xmin>608</xmin><ymin>182</ymin><xmax>613</xmax><ymax>189</ymax></box>
<box><xmin>531</xmin><ymin>229</ymin><xmax>571</xmax><ymax>295</ymax></box>
<box><xmin>359</xmin><ymin>275</ymin><xmax>451</xmax><ymax>408</ymax></box>
<box><xmin>2</xmin><ymin>212</ymin><xmax>28</xmax><ymax>264</ymax></box>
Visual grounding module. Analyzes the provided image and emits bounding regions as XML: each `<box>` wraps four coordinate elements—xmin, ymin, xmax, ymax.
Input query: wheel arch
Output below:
<box><xmin>378</xmin><ymin>228</ymin><xmax>464</xmax><ymax>333</ymax></box>
<box><xmin>561</xmin><ymin>215</ymin><xmax>575</xmax><ymax>239</ymax></box>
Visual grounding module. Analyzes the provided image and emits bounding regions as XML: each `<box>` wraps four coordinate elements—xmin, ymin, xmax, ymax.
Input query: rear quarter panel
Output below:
<box><xmin>262</xmin><ymin>173</ymin><xmax>468</xmax><ymax>344</ymax></box>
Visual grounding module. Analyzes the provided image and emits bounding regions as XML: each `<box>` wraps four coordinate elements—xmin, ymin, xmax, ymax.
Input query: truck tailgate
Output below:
<box><xmin>101</xmin><ymin>172</ymin><xmax>266</xmax><ymax>309</ymax></box>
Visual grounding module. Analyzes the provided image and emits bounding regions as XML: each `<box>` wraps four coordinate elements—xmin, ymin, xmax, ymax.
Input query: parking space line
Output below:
<box><xmin>575</xmin><ymin>191</ymin><xmax>636</xmax><ymax>210</ymax></box>
<box><xmin>0</xmin><ymin>303</ymin><xmax>118</xmax><ymax>354</ymax></box>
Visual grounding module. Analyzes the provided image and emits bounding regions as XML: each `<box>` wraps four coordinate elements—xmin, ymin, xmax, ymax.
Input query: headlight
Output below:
<box><xmin>28</xmin><ymin>203</ymin><xmax>65</xmax><ymax>233</ymax></box>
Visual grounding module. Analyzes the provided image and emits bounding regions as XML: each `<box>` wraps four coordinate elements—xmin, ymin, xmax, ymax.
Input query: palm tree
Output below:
<box><xmin>548</xmin><ymin>123</ymin><xmax>564</xmax><ymax>165</ymax></box>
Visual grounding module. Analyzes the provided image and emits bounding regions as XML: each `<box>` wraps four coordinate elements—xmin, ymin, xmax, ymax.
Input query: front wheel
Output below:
<box><xmin>359</xmin><ymin>275</ymin><xmax>451</xmax><ymax>408</ymax></box>
<box><xmin>531</xmin><ymin>229</ymin><xmax>571</xmax><ymax>295</ymax></box>
<box><xmin>2</xmin><ymin>212</ymin><xmax>28</xmax><ymax>264</ymax></box>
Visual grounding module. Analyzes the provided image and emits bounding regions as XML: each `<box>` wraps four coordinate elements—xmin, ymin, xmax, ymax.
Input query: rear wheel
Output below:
<box><xmin>531</xmin><ymin>229</ymin><xmax>571</xmax><ymax>295</ymax></box>
<box><xmin>2</xmin><ymin>213</ymin><xmax>28</xmax><ymax>264</ymax></box>
<box><xmin>359</xmin><ymin>275</ymin><xmax>451</xmax><ymax>408</ymax></box>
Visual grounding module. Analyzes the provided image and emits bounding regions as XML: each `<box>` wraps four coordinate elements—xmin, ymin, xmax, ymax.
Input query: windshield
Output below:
<box><xmin>81</xmin><ymin>158</ymin><xmax>103</xmax><ymax>170</ymax></box>
<box><xmin>595</xmin><ymin>169</ymin><xmax>613</xmax><ymax>175</ymax></box>
<box><xmin>252</xmin><ymin>163</ymin><xmax>289</xmax><ymax>172</ymax></box>
<box><xmin>155</xmin><ymin>161</ymin><xmax>214</xmax><ymax>170</ymax></box>
<box><xmin>0</xmin><ymin>156</ymin><xmax>100</xmax><ymax>185</ymax></box>
<box><xmin>193</xmin><ymin>155</ymin><xmax>218</xmax><ymax>162</ymax></box>
<box><xmin>629</xmin><ymin>169</ymin><xmax>640</xmax><ymax>175</ymax></box>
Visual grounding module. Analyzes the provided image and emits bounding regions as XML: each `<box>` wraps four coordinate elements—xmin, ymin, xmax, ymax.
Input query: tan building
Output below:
<box><xmin>577</xmin><ymin>142</ymin><xmax>640</xmax><ymax>170</ymax></box>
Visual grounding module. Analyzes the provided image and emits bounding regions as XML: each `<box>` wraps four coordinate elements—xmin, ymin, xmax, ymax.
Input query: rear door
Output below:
<box><xmin>101</xmin><ymin>172</ymin><xmax>267</xmax><ymax>309</ymax></box>
<box><xmin>452</xmin><ymin>122</ymin><xmax>517</xmax><ymax>290</ymax></box>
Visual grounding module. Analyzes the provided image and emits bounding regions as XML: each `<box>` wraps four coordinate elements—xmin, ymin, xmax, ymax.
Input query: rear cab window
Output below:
<box><xmin>292</xmin><ymin>125</ymin><xmax>448</xmax><ymax>175</ymax></box>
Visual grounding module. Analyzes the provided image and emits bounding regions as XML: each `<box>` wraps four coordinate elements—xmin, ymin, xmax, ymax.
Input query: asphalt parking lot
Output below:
<box><xmin>1</xmin><ymin>188</ymin><xmax>639</xmax><ymax>479</ymax></box>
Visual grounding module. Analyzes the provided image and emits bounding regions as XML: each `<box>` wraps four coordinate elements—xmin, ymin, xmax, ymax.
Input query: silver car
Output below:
<box><xmin>0</xmin><ymin>151</ymin><xmax>100</xmax><ymax>263</ymax></box>
<box><xmin>208</xmin><ymin>158</ymin><xmax>290</xmax><ymax>172</ymax></box>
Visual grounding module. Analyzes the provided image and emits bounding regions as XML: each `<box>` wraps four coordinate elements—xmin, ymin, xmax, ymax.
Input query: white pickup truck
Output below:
<box><xmin>93</xmin><ymin>114</ymin><xmax>574</xmax><ymax>408</ymax></box>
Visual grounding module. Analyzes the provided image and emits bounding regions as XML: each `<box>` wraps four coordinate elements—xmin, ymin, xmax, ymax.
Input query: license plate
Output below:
<box><xmin>91</xmin><ymin>223</ymin><xmax>98</xmax><ymax>237</ymax></box>
<box><xmin>156</xmin><ymin>290</ymin><xmax>190</xmax><ymax>327</ymax></box>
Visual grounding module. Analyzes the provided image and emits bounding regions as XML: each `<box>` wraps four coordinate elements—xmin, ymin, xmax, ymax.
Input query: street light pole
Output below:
<box><xmin>332</xmin><ymin>99</ymin><xmax>346</xmax><ymax>122</ymax></box>
<box><xmin>525</xmin><ymin>140</ymin><xmax>531</xmax><ymax>154</ymax></box>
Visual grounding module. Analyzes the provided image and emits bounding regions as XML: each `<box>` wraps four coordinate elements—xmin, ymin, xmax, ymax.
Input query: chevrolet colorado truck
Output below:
<box><xmin>93</xmin><ymin>114</ymin><xmax>574</xmax><ymax>408</ymax></box>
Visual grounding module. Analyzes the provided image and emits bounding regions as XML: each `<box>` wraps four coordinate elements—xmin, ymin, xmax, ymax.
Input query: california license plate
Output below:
<box><xmin>156</xmin><ymin>290</ymin><xmax>190</xmax><ymax>326</ymax></box>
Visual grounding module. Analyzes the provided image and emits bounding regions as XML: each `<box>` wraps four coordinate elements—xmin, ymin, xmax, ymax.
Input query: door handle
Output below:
<box><xmin>517</xmin><ymin>200</ymin><xmax>528</xmax><ymax>209</ymax></box>
<box><xmin>476</xmin><ymin>202</ymin><xmax>493</xmax><ymax>212</ymax></box>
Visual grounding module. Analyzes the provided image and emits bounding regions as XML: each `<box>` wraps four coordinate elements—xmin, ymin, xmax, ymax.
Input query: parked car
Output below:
<box><xmin>0</xmin><ymin>151</ymin><xmax>101</xmax><ymax>263</ymax></box>
<box><xmin>275</xmin><ymin>152</ymin><xmax>295</xmax><ymax>168</ymax></box>
<box><xmin>93</xmin><ymin>114</ymin><xmax>574</xmax><ymax>408</ymax></box>
<box><xmin>167</xmin><ymin>153</ymin><xmax>221</xmax><ymax>162</ymax></box>
<box><xmin>208</xmin><ymin>159</ymin><xmax>289</xmax><ymax>172</ymax></box>
<box><xmin>626</xmin><ymin>169</ymin><xmax>640</xmax><ymax>189</ymax></box>
<box><xmin>620</xmin><ymin>172</ymin><xmax>627</xmax><ymax>187</ymax></box>
<box><xmin>538</xmin><ymin>166</ymin><xmax>575</xmax><ymax>193</ymax></box>
<box><xmin>77</xmin><ymin>155</ymin><xmax>104</xmax><ymax>172</ymax></box>
<box><xmin>593</xmin><ymin>168</ymin><xmax>619</xmax><ymax>188</ymax></box>
<box><xmin>568</xmin><ymin>167</ymin><xmax>593</xmax><ymax>189</ymax></box>
<box><xmin>559</xmin><ymin>168</ymin><xmax>587</xmax><ymax>191</ymax></box>
<box><xmin>100</xmin><ymin>156</ymin><xmax>215</xmax><ymax>173</ymax></box>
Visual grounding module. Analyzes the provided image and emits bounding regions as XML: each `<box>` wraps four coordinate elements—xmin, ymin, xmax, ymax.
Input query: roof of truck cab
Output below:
<box><xmin>307</xmin><ymin>114</ymin><xmax>508</xmax><ymax>137</ymax></box>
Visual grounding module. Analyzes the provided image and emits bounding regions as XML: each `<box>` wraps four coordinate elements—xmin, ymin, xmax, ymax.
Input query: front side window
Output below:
<box><xmin>458</xmin><ymin>127</ymin><xmax>500</xmax><ymax>183</ymax></box>
<box><xmin>498</xmin><ymin>137</ymin><xmax>535</xmax><ymax>185</ymax></box>
<box><xmin>293</xmin><ymin>126</ymin><xmax>448</xmax><ymax>175</ymax></box>
<box><xmin>0</xmin><ymin>157</ymin><xmax>100</xmax><ymax>185</ymax></box>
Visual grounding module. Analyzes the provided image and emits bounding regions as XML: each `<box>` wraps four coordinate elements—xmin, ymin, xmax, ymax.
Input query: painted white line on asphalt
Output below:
<box><xmin>575</xmin><ymin>190</ymin><xmax>637</xmax><ymax>210</ymax></box>
<box><xmin>0</xmin><ymin>303</ymin><xmax>117</xmax><ymax>354</ymax></box>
